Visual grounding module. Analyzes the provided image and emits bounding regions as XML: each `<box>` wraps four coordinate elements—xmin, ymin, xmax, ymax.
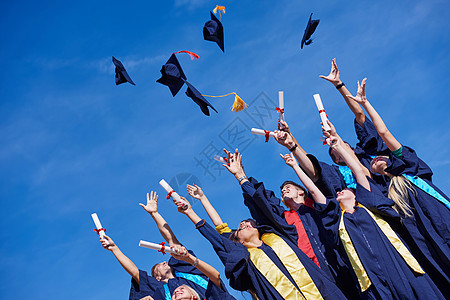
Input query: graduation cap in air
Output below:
<box><xmin>185</xmin><ymin>82</ymin><xmax>218</xmax><ymax>116</ymax></box>
<box><xmin>301</xmin><ymin>13</ymin><xmax>320</xmax><ymax>49</ymax></box>
<box><xmin>112</xmin><ymin>56</ymin><xmax>135</xmax><ymax>85</ymax></box>
<box><xmin>203</xmin><ymin>11</ymin><xmax>225</xmax><ymax>52</ymax></box>
<box><xmin>156</xmin><ymin>53</ymin><xmax>187</xmax><ymax>97</ymax></box>
<box><xmin>157</xmin><ymin>51</ymin><xmax>218</xmax><ymax>116</ymax></box>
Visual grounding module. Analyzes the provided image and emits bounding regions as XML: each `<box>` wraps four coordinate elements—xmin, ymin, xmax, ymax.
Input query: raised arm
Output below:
<box><xmin>187</xmin><ymin>184</ymin><xmax>224</xmax><ymax>227</ymax></box>
<box><xmin>139</xmin><ymin>191</ymin><xmax>181</xmax><ymax>247</ymax></box>
<box><xmin>324</xmin><ymin>120</ymin><xmax>370</xmax><ymax>191</ymax></box>
<box><xmin>279</xmin><ymin>153</ymin><xmax>326</xmax><ymax>204</ymax></box>
<box><xmin>100</xmin><ymin>235</ymin><xmax>140</xmax><ymax>283</ymax></box>
<box><xmin>170</xmin><ymin>245</ymin><xmax>222</xmax><ymax>288</ymax></box>
<box><xmin>320</xmin><ymin>58</ymin><xmax>366</xmax><ymax>126</ymax></box>
<box><xmin>347</xmin><ymin>78</ymin><xmax>402</xmax><ymax>152</ymax></box>
<box><xmin>274</xmin><ymin>122</ymin><xmax>319</xmax><ymax>181</ymax></box>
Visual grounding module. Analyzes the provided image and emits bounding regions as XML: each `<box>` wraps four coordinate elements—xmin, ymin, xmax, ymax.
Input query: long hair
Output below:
<box><xmin>388</xmin><ymin>175</ymin><xmax>415</xmax><ymax>218</ymax></box>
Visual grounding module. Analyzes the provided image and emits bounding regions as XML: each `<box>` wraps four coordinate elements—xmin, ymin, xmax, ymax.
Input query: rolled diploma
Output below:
<box><xmin>91</xmin><ymin>213</ymin><xmax>105</xmax><ymax>239</ymax></box>
<box><xmin>278</xmin><ymin>91</ymin><xmax>284</xmax><ymax>122</ymax></box>
<box><xmin>159</xmin><ymin>179</ymin><xmax>188</xmax><ymax>207</ymax></box>
<box><xmin>313</xmin><ymin>94</ymin><xmax>330</xmax><ymax>131</ymax></box>
<box><xmin>139</xmin><ymin>240</ymin><xmax>177</xmax><ymax>255</ymax></box>
<box><xmin>213</xmin><ymin>155</ymin><xmax>227</xmax><ymax>164</ymax></box>
<box><xmin>251</xmin><ymin>128</ymin><xmax>276</xmax><ymax>137</ymax></box>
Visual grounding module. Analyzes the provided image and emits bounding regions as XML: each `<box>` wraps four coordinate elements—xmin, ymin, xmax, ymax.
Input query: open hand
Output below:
<box><xmin>186</xmin><ymin>184</ymin><xmax>204</xmax><ymax>200</ymax></box>
<box><xmin>347</xmin><ymin>78</ymin><xmax>367</xmax><ymax>104</ymax></box>
<box><xmin>319</xmin><ymin>58</ymin><xmax>341</xmax><ymax>86</ymax></box>
<box><xmin>223</xmin><ymin>148</ymin><xmax>245</xmax><ymax>177</ymax></box>
<box><xmin>139</xmin><ymin>191</ymin><xmax>158</xmax><ymax>214</ymax></box>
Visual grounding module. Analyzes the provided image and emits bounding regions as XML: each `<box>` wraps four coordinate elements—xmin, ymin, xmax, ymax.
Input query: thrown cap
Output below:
<box><xmin>203</xmin><ymin>12</ymin><xmax>224</xmax><ymax>52</ymax></box>
<box><xmin>156</xmin><ymin>53</ymin><xmax>187</xmax><ymax>97</ymax></box>
<box><xmin>301</xmin><ymin>13</ymin><xmax>320</xmax><ymax>49</ymax></box>
<box><xmin>185</xmin><ymin>82</ymin><xmax>218</xmax><ymax>116</ymax></box>
<box><xmin>112</xmin><ymin>56</ymin><xmax>135</xmax><ymax>85</ymax></box>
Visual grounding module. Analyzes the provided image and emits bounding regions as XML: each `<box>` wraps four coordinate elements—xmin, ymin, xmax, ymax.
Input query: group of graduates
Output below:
<box><xmin>99</xmin><ymin>59</ymin><xmax>450</xmax><ymax>300</ymax></box>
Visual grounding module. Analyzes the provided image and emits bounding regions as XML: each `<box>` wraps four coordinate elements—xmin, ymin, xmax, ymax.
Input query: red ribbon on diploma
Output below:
<box><xmin>318</xmin><ymin>109</ymin><xmax>328</xmax><ymax>118</ymax></box>
<box><xmin>166</xmin><ymin>190</ymin><xmax>175</xmax><ymax>200</ymax></box>
<box><xmin>275</xmin><ymin>107</ymin><xmax>284</xmax><ymax>114</ymax></box>
<box><xmin>264</xmin><ymin>130</ymin><xmax>271</xmax><ymax>143</ymax></box>
<box><xmin>94</xmin><ymin>228</ymin><xmax>106</xmax><ymax>235</ymax></box>
<box><xmin>159</xmin><ymin>242</ymin><xmax>167</xmax><ymax>255</ymax></box>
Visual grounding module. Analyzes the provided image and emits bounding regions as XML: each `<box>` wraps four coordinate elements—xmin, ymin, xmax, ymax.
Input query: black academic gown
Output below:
<box><xmin>196</xmin><ymin>220</ymin><xmax>346</xmax><ymax>300</ymax></box>
<box><xmin>315</xmin><ymin>182</ymin><xmax>445</xmax><ymax>300</ymax></box>
<box><xmin>381</xmin><ymin>145</ymin><xmax>450</xmax><ymax>295</ymax></box>
<box><xmin>241</xmin><ymin>177</ymin><xmax>361</xmax><ymax>299</ymax></box>
<box><xmin>129</xmin><ymin>250</ymin><xmax>234</xmax><ymax>300</ymax></box>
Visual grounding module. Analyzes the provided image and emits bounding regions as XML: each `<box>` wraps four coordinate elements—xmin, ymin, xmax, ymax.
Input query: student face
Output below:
<box><xmin>172</xmin><ymin>285</ymin><xmax>197</xmax><ymax>300</ymax></box>
<box><xmin>236</xmin><ymin>220</ymin><xmax>258</xmax><ymax>243</ymax></box>
<box><xmin>336</xmin><ymin>189</ymin><xmax>356</xmax><ymax>206</ymax></box>
<box><xmin>370</xmin><ymin>156</ymin><xmax>389</xmax><ymax>175</ymax></box>
<box><xmin>281</xmin><ymin>184</ymin><xmax>305</xmax><ymax>209</ymax></box>
<box><xmin>154</xmin><ymin>261</ymin><xmax>172</xmax><ymax>281</ymax></box>
<box><xmin>330</xmin><ymin>148</ymin><xmax>347</xmax><ymax>166</ymax></box>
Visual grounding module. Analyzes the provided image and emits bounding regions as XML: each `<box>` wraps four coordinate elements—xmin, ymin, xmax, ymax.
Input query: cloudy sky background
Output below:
<box><xmin>1</xmin><ymin>0</ymin><xmax>449</xmax><ymax>299</ymax></box>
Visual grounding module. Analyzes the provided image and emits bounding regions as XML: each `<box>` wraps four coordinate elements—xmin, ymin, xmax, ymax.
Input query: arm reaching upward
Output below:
<box><xmin>347</xmin><ymin>78</ymin><xmax>402</xmax><ymax>152</ymax></box>
<box><xmin>280</xmin><ymin>153</ymin><xmax>326</xmax><ymax>204</ymax></box>
<box><xmin>187</xmin><ymin>184</ymin><xmax>224</xmax><ymax>227</ymax></box>
<box><xmin>139</xmin><ymin>191</ymin><xmax>181</xmax><ymax>247</ymax></box>
<box><xmin>323</xmin><ymin>120</ymin><xmax>371</xmax><ymax>190</ymax></box>
<box><xmin>100</xmin><ymin>235</ymin><xmax>140</xmax><ymax>283</ymax></box>
<box><xmin>320</xmin><ymin>58</ymin><xmax>365</xmax><ymax>126</ymax></box>
<box><xmin>170</xmin><ymin>245</ymin><xmax>222</xmax><ymax>288</ymax></box>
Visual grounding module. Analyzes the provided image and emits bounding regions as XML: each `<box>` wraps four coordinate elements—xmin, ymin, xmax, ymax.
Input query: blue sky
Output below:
<box><xmin>1</xmin><ymin>0</ymin><xmax>449</xmax><ymax>299</ymax></box>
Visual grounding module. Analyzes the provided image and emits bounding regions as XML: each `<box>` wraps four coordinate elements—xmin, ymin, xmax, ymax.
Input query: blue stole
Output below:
<box><xmin>339</xmin><ymin>156</ymin><xmax>376</xmax><ymax>189</ymax></box>
<box><xmin>163</xmin><ymin>271</ymin><xmax>209</xmax><ymax>300</ymax></box>
<box><xmin>403</xmin><ymin>174</ymin><xmax>450</xmax><ymax>210</ymax></box>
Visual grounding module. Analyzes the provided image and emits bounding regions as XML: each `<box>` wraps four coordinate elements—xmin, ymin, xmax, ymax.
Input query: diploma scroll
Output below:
<box><xmin>159</xmin><ymin>179</ymin><xmax>188</xmax><ymax>209</ymax></box>
<box><xmin>251</xmin><ymin>128</ymin><xmax>276</xmax><ymax>142</ymax></box>
<box><xmin>213</xmin><ymin>155</ymin><xmax>228</xmax><ymax>165</ymax></box>
<box><xmin>313</xmin><ymin>94</ymin><xmax>331</xmax><ymax>131</ymax></box>
<box><xmin>278</xmin><ymin>91</ymin><xmax>285</xmax><ymax>122</ymax></box>
<box><xmin>91</xmin><ymin>213</ymin><xmax>106</xmax><ymax>239</ymax></box>
<box><xmin>139</xmin><ymin>240</ymin><xmax>178</xmax><ymax>255</ymax></box>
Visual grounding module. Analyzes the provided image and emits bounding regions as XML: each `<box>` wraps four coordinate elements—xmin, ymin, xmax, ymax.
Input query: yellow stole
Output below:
<box><xmin>248</xmin><ymin>233</ymin><xmax>324</xmax><ymax>300</ymax></box>
<box><xmin>338</xmin><ymin>204</ymin><xmax>424</xmax><ymax>292</ymax></box>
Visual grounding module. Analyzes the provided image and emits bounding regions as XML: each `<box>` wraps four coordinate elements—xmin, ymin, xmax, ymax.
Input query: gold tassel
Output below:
<box><xmin>202</xmin><ymin>92</ymin><xmax>248</xmax><ymax>112</ymax></box>
<box><xmin>213</xmin><ymin>5</ymin><xmax>226</xmax><ymax>19</ymax></box>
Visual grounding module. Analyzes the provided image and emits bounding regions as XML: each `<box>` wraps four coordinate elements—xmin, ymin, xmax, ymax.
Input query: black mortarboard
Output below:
<box><xmin>156</xmin><ymin>53</ymin><xmax>187</xmax><ymax>97</ymax></box>
<box><xmin>112</xmin><ymin>56</ymin><xmax>135</xmax><ymax>85</ymax></box>
<box><xmin>185</xmin><ymin>82</ymin><xmax>218</xmax><ymax>116</ymax></box>
<box><xmin>301</xmin><ymin>13</ymin><xmax>320</xmax><ymax>49</ymax></box>
<box><xmin>203</xmin><ymin>12</ymin><xmax>224</xmax><ymax>52</ymax></box>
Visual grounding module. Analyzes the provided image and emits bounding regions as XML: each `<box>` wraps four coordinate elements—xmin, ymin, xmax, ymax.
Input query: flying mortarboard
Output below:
<box><xmin>185</xmin><ymin>82</ymin><xmax>218</xmax><ymax>116</ymax></box>
<box><xmin>112</xmin><ymin>56</ymin><xmax>135</xmax><ymax>85</ymax></box>
<box><xmin>203</xmin><ymin>8</ymin><xmax>225</xmax><ymax>52</ymax></box>
<box><xmin>301</xmin><ymin>13</ymin><xmax>320</xmax><ymax>49</ymax></box>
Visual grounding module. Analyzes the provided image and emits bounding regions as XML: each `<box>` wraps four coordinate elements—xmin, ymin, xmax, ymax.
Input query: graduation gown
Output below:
<box><xmin>315</xmin><ymin>182</ymin><xmax>445</xmax><ymax>300</ymax></box>
<box><xmin>129</xmin><ymin>250</ymin><xmax>234</xmax><ymax>300</ymax></box>
<box><xmin>241</xmin><ymin>177</ymin><xmax>361</xmax><ymax>299</ymax></box>
<box><xmin>196</xmin><ymin>220</ymin><xmax>346</xmax><ymax>300</ymax></box>
<box><xmin>382</xmin><ymin>145</ymin><xmax>450</xmax><ymax>294</ymax></box>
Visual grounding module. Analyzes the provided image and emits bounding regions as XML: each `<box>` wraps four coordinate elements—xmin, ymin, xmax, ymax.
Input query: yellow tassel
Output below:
<box><xmin>213</xmin><ymin>5</ymin><xmax>226</xmax><ymax>19</ymax></box>
<box><xmin>202</xmin><ymin>92</ymin><xmax>248</xmax><ymax>112</ymax></box>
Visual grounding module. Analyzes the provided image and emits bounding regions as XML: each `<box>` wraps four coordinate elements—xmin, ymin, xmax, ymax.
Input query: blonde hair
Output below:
<box><xmin>388</xmin><ymin>176</ymin><xmax>415</xmax><ymax>218</ymax></box>
<box><xmin>172</xmin><ymin>285</ymin><xmax>200</xmax><ymax>300</ymax></box>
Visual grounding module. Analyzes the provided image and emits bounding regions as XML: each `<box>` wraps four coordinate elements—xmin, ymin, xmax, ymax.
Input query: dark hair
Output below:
<box><xmin>328</xmin><ymin>141</ymin><xmax>354</xmax><ymax>166</ymax></box>
<box><xmin>229</xmin><ymin>219</ymin><xmax>257</xmax><ymax>242</ymax></box>
<box><xmin>280</xmin><ymin>181</ymin><xmax>306</xmax><ymax>194</ymax></box>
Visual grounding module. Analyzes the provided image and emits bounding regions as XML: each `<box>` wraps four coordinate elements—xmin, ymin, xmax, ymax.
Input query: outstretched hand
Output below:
<box><xmin>319</xmin><ymin>58</ymin><xmax>341</xmax><ymax>86</ymax></box>
<box><xmin>223</xmin><ymin>148</ymin><xmax>245</xmax><ymax>177</ymax></box>
<box><xmin>170</xmin><ymin>245</ymin><xmax>189</xmax><ymax>260</ymax></box>
<box><xmin>347</xmin><ymin>78</ymin><xmax>367</xmax><ymax>104</ymax></box>
<box><xmin>100</xmin><ymin>234</ymin><xmax>116</xmax><ymax>251</ymax></box>
<box><xmin>321</xmin><ymin>120</ymin><xmax>337</xmax><ymax>139</ymax></box>
<box><xmin>278</xmin><ymin>119</ymin><xmax>291</xmax><ymax>133</ymax></box>
<box><xmin>280</xmin><ymin>153</ymin><xmax>298</xmax><ymax>168</ymax></box>
<box><xmin>139</xmin><ymin>191</ymin><xmax>158</xmax><ymax>214</ymax></box>
<box><xmin>274</xmin><ymin>130</ymin><xmax>295</xmax><ymax>149</ymax></box>
<box><xmin>186</xmin><ymin>184</ymin><xmax>204</xmax><ymax>200</ymax></box>
<box><xmin>174</xmin><ymin>196</ymin><xmax>192</xmax><ymax>214</ymax></box>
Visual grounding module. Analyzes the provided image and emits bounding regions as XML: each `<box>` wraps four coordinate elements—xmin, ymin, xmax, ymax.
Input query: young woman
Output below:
<box><xmin>346</xmin><ymin>78</ymin><xmax>450</xmax><ymax>294</ymax></box>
